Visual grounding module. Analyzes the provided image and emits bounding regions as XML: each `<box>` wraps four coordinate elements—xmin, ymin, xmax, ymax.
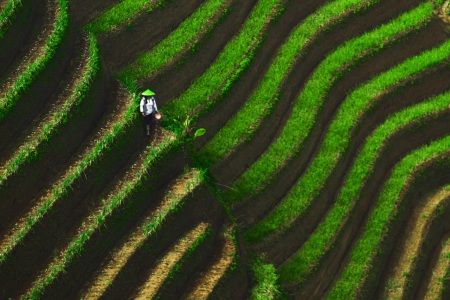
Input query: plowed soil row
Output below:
<box><xmin>67</xmin><ymin>0</ymin><xmax>120</xmax><ymax>27</ymax></box>
<box><xmin>422</xmin><ymin>233</ymin><xmax>450</xmax><ymax>299</ymax></box>
<box><xmin>0</xmin><ymin>0</ymin><xmax>56</xmax><ymax>98</ymax></box>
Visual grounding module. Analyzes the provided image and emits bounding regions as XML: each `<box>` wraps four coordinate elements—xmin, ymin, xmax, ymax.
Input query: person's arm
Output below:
<box><xmin>140</xmin><ymin>98</ymin><xmax>145</xmax><ymax>116</ymax></box>
<box><xmin>152</xmin><ymin>97</ymin><xmax>158</xmax><ymax>112</ymax></box>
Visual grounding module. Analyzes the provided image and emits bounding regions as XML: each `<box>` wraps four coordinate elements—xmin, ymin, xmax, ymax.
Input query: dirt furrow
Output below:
<box><xmin>184</xmin><ymin>225</ymin><xmax>236</xmax><ymax>300</ymax></box>
<box><xmin>80</xmin><ymin>169</ymin><xmax>199</xmax><ymax>299</ymax></box>
<box><xmin>138</xmin><ymin>0</ymin><xmax>258</xmax><ymax>107</ymax></box>
<box><xmin>423</xmin><ymin>234</ymin><xmax>450</xmax><ymax>300</ymax></box>
<box><xmin>132</xmin><ymin>222</ymin><xmax>209</xmax><ymax>299</ymax></box>
<box><xmin>0</xmin><ymin>0</ymin><xmax>57</xmax><ymax>100</ymax></box>
<box><xmin>0</xmin><ymin>34</ymin><xmax>88</xmax><ymax>165</ymax></box>
<box><xmin>98</xmin><ymin>0</ymin><xmax>205</xmax><ymax>73</ymax></box>
<box><xmin>17</xmin><ymin>129</ymin><xmax>176</xmax><ymax>299</ymax></box>
<box><xmin>290</xmin><ymin>88</ymin><xmax>450</xmax><ymax>299</ymax></box>
<box><xmin>382</xmin><ymin>186</ymin><xmax>450</xmax><ymax>299</ymax></box>
<box><xmin>67</xmin><ymin>0</ymin><xmax>121</xmax><ymax>27</ymax></box>
<box><xmin>230</xmin><ymin>3</ymin><xmax>445</xmax><ymax>232</ymax></box>
<box><xmin>209</xmin><ymin>0</ymin><xmax>428</xmax><ymax>190</ymax></box>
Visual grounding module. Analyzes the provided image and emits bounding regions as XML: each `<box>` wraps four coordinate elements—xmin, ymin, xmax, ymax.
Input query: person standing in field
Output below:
<box><xmin>140</xmin><ymin>89</ymin><xmax>161</xmax><ymax>136</ymax></box>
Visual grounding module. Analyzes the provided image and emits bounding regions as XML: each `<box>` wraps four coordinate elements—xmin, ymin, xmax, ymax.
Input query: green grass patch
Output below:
<box><xmin>251</xmin><ymin>256</ymin><xmax>282</xmax><ymax>300</ymax></box>
<box><xmin>278</xmin><ymin>91</ymin><xmax>450</xmax><ymax>283</ymax></box>
<box><xmin>119</xmin><ymin>0</ymin><xmax>230</xmax><ymax>81</ymax></box>
<box><xmin>0</xmin><ymin>33</ymin><xmax>99</xmax><ymax>187</ymax></box>
<box><xmin>160</xmin><ymin>0</ymin><xmax>285</xmax><ymax>121</ymax></box>
<box><xmin>244</xmin><ymin>37</ymin><xmax>450</xmax><ymax>244</ymax></box>
<box><xmin>221</xmin><ymin>2</ymin><xmax>434</xmax><ymax>206</ymax></box>
<box><xmin>0</xmin><ymin>0</ymin><xmax>69</xmax><ymax>121</ymax></box>
<box><xmin>200</xmin><ymin>0</ymin><xmax>383</xmax><ymax>166</ymax></box>
<box><xmin>327</xmin><ymin>135</ymin><xmax>450</xmax><ymax>299</ymax></box>
<box><xmin>85</xmin><ymin>0</ymin><xmax>164</xmax><ymax>35</ymax></box>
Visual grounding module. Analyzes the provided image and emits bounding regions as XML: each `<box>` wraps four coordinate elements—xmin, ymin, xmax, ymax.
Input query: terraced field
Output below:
<box><xmin>0</xmin><ymin>0</ymin><xmax>449</xmax><ymax>299</ymax></box>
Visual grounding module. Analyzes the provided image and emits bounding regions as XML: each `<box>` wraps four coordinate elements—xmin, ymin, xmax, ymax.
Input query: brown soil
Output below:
<box><xmin>67</xmin><ymin>0</ymin><xmax>121</xmax><ymax>27</ymax></box>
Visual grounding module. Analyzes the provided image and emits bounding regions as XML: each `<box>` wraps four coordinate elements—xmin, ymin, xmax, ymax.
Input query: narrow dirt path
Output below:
<box><xmin>383</xmin><ymin>186</ymin><xmax>450</xmax><ymax>299</ymax></box>
<box><xmin>0</xmin><ymin>0</ymin><xmax>57</xmax><ymax>101</ymax></box>
<box><xmin>80</xmin><ymin>169</ymin><xmax>200</xmax><ymax>299</ymax></box>
<box><xmin>185</xmin><ymin>225</ymin><xmax>236</xmax><ymax>300</ymax></box>
<box><xmin>424</xmin><ymin>234</ymin><xmax>450</xmax><ymax>300</ymax></box>
<box><xmin>132</xmin><ymin>222</ymin><xmax>209</xmax><ymax>299</ymax></box>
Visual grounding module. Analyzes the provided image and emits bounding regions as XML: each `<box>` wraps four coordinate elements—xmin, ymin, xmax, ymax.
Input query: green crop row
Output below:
<box><xmin>24</xmin><ymin>133</ymin><xmax>180</xmax><ymax>299</ymax></box>
<box><xmin>0</xmin><ymin>33</ymin><xmax>99</xmax><ymax>187</ymax></box>
<box><xmin>200</xmin><ymin>0</ymin><xmax>380</xmax><ymax>166</ymax></box>
<box><xmin>85</xmin><ymin>0</ymin><xmax>164</xmax><ymax>35</ymax></box>
<box><xmin>0</xmin><ymin>0</ymin><xmax>22</xmax><ymax>39</ymax></box>
<box><xmin>161</xmin><ymin>0</ymin><xmax>285</xmax><ymax>121</ymax></box>
<box><xmin>244</xmin><ymin>26</ymin><xmax>450</xmax><ymax>245</ymax></box>
<box><xmin>0</xmin><ymin>0</ymin><xmax>69</xmax><ymax>121</ymax></box>
<box><xmin>278</xmin><ymin>90</ymin><xmax>450</xmax><ymax>284</ymax></box>
<box><xmin>327</xmin><ymin>136</ymin><xmax>450</xmax><ymax>299</ymax></box>
<box><xmin>119</xmin><ymin>0</ymin><xmax>231</xmax><ymax>81</ymax></box>
<box><xmin>222</xmin><ymin>2</ymin><xmax>434</xmax><ymax>206</ymax></box>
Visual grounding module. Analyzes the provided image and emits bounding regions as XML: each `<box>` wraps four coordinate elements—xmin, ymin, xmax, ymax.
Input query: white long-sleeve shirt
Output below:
<box><xmin>140</xmin><ymin>96</ymin><xmax>158</xmax><ymax>116</ymax></box>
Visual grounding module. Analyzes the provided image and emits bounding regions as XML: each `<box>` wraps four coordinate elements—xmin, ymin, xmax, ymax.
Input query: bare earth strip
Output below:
<box><xmin>384</xmin><ymin>186</ymin><xmax>450</xmax><ymax>299</ymax></box>
<box><xmin>133</xmin><ymin>222</ymin><xmax>209</xmax><ymax>299</ymax></box>
<box><xmin>0</xmin><ymin>0</ymin><xmax>57</xmax><ymax>101</ymax></box>
<box><xmin>425</xmin><ymin>234</ymin><xmax>450</xmax><ymax>300</ymax></box>
<box><xmin>186</xmin><ymin>225</ymin><xmax>236</xmax><ymax>300</ymax></box>
<box><xmin>80</xmin><ymin>169</ymin><xmax>200</xmax><ymax>299</ymax></box>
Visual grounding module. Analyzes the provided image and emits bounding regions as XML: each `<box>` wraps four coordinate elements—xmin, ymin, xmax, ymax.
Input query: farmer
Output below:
<box><xmin>139</xmin><ymin>89</ymin><xmax>161</xmax><ymax>136</ymax></box>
